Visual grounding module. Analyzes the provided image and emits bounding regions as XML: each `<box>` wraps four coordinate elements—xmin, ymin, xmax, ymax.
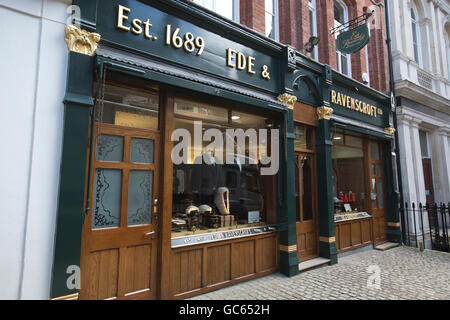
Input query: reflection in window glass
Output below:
<box><xmin>96</xmin><ymin>84</ymin><xmax>159</xmax><ymax>130</ymax></box>
<box><xmin>301</xmin><ymin>156</ymin><xmax>313</xmax><ymax>221</ymax></box>
<box><xmin>370</xmin><ymin>141</ymin><xmax>380</xmax><ymax>161</ymax></box>
<box><xmin>294</xmin><ymin>125</ymin><xmax>313</xmax><ymax>150</ymax></box>
<box><xmin>372</xmin><ymin>178</ymin><xmax>377</xmax><ymax>209</ymax></box>
<box><xmin>377</xmin><ymin>178</ymin><xmax>384</xmax><ymax>209</ymax></box>
<box><xmin>192</xmin><ymin>0</ymin><xmax>236</xmax><ymax>21</ymax></box>
<box><xmin>231</xmin><ymin>111</ymin><xmax>267</xmax><ymax>128</ymax></box>
<box><xmin>345</xmin><ymin>135</ymin><xmax>363</xmax><ymax>148</ymax></box>
<box><xmin>174</xmin><ymin>99</ymin><xmax>228</xmax><ymax>123</ymax></box>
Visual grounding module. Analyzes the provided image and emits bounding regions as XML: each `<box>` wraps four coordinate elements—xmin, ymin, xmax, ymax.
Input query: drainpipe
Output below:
<box><xmin>384</xmin><ymin>0</ymin><xmax>404</xmax><ymax>218</ymax></box>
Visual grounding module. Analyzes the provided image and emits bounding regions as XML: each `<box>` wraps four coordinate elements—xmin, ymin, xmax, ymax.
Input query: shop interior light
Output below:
<box><xmin>231</xmin><ymin>115</ymin><xmax>241</xmax><ymax>120</ymax></box>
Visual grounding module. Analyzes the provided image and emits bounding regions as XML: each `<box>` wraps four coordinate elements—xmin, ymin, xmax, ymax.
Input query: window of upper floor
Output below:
<box><xmin>334</xmin><ymin>0</ymin><xmax>351</xmax><ymax>77</ymax></box>
<box><xmin>410</xmin><ymin>5</ymin><xmax>422</xmax><ymax>67</ymax></box>
<box><xmin>265</xmin><ymin>0</ymin><xmax>279</xmax><ymax>41</ymax></box>
<box><xmin>446</xmin><ymin>26</ymin><xmax>450</xmax><ymax>81</ymax></box>
<box><xmin>309</xmin><ymin>0</ymin><xmax>318</xmax><ymax>60</ymax></box>
<box><xmin>191</xmin><ymin>0</ymin><xmax>239</xmax><ymax>22</ymax></box>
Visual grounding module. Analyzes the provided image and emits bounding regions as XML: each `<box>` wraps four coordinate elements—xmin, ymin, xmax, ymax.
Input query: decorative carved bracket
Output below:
<box><xmin>384</xmin><ymin>127</ymin><xmax>396</xmax><ymax>135</ymax></box>
<box><xmin>317</xmin><ymin>106</ymin><xmax>334</xmax><ymax>120</ymax></box>
<box><xmin>65</xmin><ymin>25</ymin><xmax>101</xmax><ymax>56</ymax></box>
<box><xmin>277</xmin><ymin>93</ymin><xmax>297</xmax><ymax>110</ymax></box>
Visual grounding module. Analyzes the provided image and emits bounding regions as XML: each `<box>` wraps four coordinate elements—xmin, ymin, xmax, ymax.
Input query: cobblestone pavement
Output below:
<box><xmin>189</xmin><ymin>246</ymin><xmax>450</xmax><ymax>300</ymax></box>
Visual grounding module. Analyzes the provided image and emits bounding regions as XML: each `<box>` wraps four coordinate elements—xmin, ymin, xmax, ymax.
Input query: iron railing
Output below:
<box><xmin>400</xmin><ymin>202</ymin><xmax>450</xmax><ymax>253</ymax></box>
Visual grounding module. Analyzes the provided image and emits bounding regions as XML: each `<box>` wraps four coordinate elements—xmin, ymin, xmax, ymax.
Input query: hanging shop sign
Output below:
<box><xmin>96</xmin><ymin>0</ymin><xmax>279</xmax><ymax>92</ymax></box>
<box><xmin>336</xmin><ymin>23</ymin><xmax>370</xmax><ymax>54</ymax></box>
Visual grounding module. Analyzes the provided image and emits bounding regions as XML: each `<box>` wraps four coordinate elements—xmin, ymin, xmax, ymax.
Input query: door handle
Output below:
<box><xmin>144</xmin><ymin>230</ymin><xmax>156</xmax><ymax>240</ymax></box>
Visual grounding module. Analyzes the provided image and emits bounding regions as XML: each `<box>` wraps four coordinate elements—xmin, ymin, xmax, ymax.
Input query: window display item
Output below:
<box><xmin>248</xmin><ymin>211</ymin><xmax>260</xmax><ymax>223</ymax></box>
<box><xmin>184</xmin><ymin>205</ymin><xmax>200</xmax><ymax>231</ymax></box>
<box><xmin>198</xmin><ymin>204</ymin><xmax>212</xmax><ymax>215</ymax></box>
<box><xmin>172</xmin><ymin>218</ymin><xmax>187</xmax><ymax>232</ymax></box>
<box><xmin>220</xmin><ymin>215</ymin><xmax>235</xmax><ymax>227</ymax></box>
<box><xmin>204</xmin><ymin>214</ymin><xmax>221</xmax><ymax>229</ymax></box>
<box><xmin>215</xmin><ymin>187</ymin><xmax>230</xmax><ymax>215</ymax></box>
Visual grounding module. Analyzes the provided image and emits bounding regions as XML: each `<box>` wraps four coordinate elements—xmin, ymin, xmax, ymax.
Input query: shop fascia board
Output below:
<box><xmin>73</xmin><ymin>0</ymin><xmax>284</xmax><ymax>57</ymax></box>
<box><xmin>395</xmin><ymin>80</ymin><xmax>450</xmax><ymax>113</ymax></box>
<box><xmin>331</xmin><ymin>69</ymin><xmax>391</xmax><ymax>104</ymax></box>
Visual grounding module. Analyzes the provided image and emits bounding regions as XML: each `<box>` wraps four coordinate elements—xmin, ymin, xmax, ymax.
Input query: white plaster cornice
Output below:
<box><xmin>395</xmin><ymin>80</ymin><xmax>450</xmax><ymax>112</ymax></box>
<box><xmin>397</xmin><ymin>105</ymin><xmax>449</xmax><ymax>129</ymax></box>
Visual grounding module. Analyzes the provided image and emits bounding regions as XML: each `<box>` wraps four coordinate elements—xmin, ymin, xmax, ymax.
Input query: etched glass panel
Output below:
<box><xmin>131</xmin><ymin>138</ymin><xmax>154</xmax><ymax>164</ymax></box>
<box><xmin>93</xmin><ymin>169</ymin><xmax>122</xmax><ymax>229</ymax></box>
<box><xmin>128</xmin><ymin>170</ymin><xmax>153</xmax><ymax>226</ymax></box>
<box><xmin>96</xmin><ymin>135</ymin><xmax>124</xmax><ymax>162</ymax></box>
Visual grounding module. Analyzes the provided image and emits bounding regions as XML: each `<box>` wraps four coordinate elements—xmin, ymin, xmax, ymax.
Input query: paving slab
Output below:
<box><xmin>188</xmin><ymin>246</ymin><xmax>450</xmax><ymax>300</ymax></box>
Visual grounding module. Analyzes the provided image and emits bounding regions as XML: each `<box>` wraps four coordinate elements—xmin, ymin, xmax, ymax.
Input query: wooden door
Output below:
<box><xmin>422</xmin><ymin>158</ymin><xmax>435</xmax><ymax>205</ymax></box>
<box><xmin>367</xmin><ymin>141</ymin><xmax>387</xmax><ymax>246</ymax></box>
<box><xmin>80</xmin><ymin>123</ymin><xmax>161</xmax><ymax>300</ymax></box>
<box><xmin>295</xmin><ymin>153</ymin><xmax>318</xmax><ymax>261</ymax></box>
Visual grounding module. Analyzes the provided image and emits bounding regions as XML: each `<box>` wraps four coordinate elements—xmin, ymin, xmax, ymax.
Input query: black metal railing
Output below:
<box><xmin>400</xmin><ymin>202</ymin><xmax>450</xmax><ymax>253</ymax></box>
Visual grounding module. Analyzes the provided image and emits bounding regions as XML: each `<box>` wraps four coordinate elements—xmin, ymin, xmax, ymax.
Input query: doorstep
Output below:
<box><xmin>298</xmin><ymin>257</ymin><xmax>330</xmax><ymax>272</ymax></box>
<box><xmin>374</xmin><ymin>242</ymin><xmax>399</xmax><ymax>251</ymax></box>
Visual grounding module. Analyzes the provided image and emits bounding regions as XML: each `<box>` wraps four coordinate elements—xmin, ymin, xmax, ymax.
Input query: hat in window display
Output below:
<box><xmin>199</xmin><ymin>204</ymin><xmax>212</xmax><ymax>215</ymax></box>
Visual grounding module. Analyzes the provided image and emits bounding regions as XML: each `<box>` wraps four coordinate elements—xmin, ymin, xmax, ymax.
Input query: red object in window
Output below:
<box><xmin>339</xmin><ymin>192</ymin><xmax>356</xmax><ymax>203</ymax></box>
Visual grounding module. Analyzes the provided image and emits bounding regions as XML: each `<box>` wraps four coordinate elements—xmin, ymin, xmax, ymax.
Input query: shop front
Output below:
<box><xmin>50</xmin><ymin>0</ymin><xmax>302</xmax><ymax>300</ymax></box>
<box><xmin>286</xmin><ymin>55</ymin><xmax>402</xmax><ymax>264</ymax></box>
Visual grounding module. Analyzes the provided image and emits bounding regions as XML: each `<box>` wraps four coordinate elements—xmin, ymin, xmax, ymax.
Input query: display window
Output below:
<box><xmin>331</xmin><ymin>129</ymin><xmax>367</xmax><ymax>215</ymax></box>
<box><xmin>171</xmin><ymin>98</ymin><xmax>276</xmax><ymax>237</ymax></box>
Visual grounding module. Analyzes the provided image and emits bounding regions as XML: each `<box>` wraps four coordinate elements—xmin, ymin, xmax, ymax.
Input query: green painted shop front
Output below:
<box><xmin>50</xmin><ymin>0</ymin><xmax>401</xmax><ymax>300</ymax></box>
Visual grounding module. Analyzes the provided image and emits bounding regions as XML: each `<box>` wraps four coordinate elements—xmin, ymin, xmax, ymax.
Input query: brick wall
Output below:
<box><xmin>238</xmin><ymin>0</ymin><xmax>390</xmax><ymax>94</ymax></box>
<box><xmin>240</xmin><ymin>0</ymin><xmax>266</xmax><ymax>36</ymax></box>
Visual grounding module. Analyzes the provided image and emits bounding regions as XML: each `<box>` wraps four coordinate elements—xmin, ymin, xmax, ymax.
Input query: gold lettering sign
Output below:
<box><xmin>330</xmin><ymin>89</ymin><xmax>382</xmax><ymax>118</ymax></box>
<box><xmin>116</xmin><ymin>4</ymin><xmax>270</xmax><ymax>81</ymax></box>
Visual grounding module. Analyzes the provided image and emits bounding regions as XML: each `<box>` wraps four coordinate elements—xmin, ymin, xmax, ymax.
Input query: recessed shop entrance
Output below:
<box><xmin>293</xmin><ymin>122</ymin><xmax>318</xmax><ymax>261</ymax></box>
<box><xmin>295</xmin><ymin>152</ymin><xmax>318</xmax><ymax>261</ymax></box>
<box><xmin>80</xmin><ymin>82</ymin><xmax>162</xmax><ymax>300</ymax></box>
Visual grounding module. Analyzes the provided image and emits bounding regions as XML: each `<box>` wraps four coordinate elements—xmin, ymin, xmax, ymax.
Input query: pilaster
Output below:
<box><xmin>50</xmin><ymin>25</ymin><xmax>100</xmax><ymax>300</ymax></box>
<box><xmin>277</xmin><ymin>94</ymin><xmax>300</xmax><ymax>277</ymax></box>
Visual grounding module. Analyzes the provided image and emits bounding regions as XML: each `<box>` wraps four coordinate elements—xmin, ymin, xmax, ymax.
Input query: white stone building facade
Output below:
<box><xmin>0</xmin><ymin>0</ymin><xmax>72</xmax><ymax>299</ymax></box>
<box><xmin>388</xmin><ymin>0</ymin><xmax>450</xmax><ymax>207</ymax></box>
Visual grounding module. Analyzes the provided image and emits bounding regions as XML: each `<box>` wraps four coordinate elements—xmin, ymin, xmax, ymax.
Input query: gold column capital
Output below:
<box><xmin>277</xmin><ymin>93</ymin><xmax>297</xmax><ymax>110</ymax></box>
<box><xmin>384</xmin><ymin>127</ymin><xmax>396</xmax><ymax>135</ymax></box>
<box><xmin>316</xmin><ymin>106</ymin><xmax>334</xmax><ymax>120</ymax></box>
<box><xmin>65</xmin><ymin>24</ymin><xmax>101</xmax><ymax>56</ymax></box>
